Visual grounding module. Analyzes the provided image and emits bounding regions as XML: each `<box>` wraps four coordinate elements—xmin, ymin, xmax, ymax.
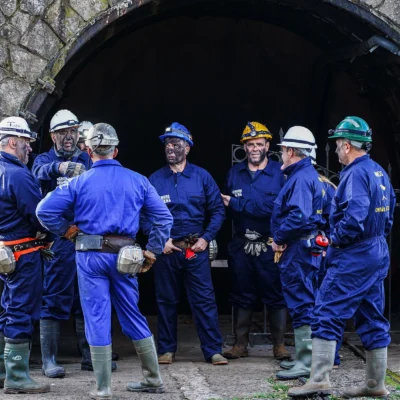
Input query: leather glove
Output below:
<box><xmin>59</xmin><ymin>162</ymin><xmax>86</xmax><ymax>178</ymax></box>
<box><xmin>140</xmin><ymin>250</ymin><xmax>156</xmax><ymax>273</ymax></box>
<box><xmin>40</xmin><ymin>248</ymin><xmax>55</xmax><ymax>261</ymax></box>
<box><xmin>64</xmin><ymin>225</ymin><xmax>80</xmax><ymax>241</ymax></box>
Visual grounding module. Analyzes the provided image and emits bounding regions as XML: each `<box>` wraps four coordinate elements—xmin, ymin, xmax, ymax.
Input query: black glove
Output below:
<box><xmin>59</xmin><ymin>162</ymin><xmax>86</xmax><ymax>178</ymax></box>
<box><xmin>40</xmin><ymin>248</ymin><xmax>55</xmax><ymax>261</ymax></box>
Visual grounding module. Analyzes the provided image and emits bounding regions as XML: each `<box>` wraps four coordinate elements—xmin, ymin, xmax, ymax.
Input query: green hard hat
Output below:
<box><xmin>328</xmin><ymin>116</ymin><xmax>372</xmax><ymax>142</ymax></box>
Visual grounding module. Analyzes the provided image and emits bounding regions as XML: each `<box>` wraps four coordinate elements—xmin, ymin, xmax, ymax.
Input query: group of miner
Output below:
<box><xmin>0</xmin><ymin>109</ymin><xmax>395</xmax><ymax>400</ymax></box>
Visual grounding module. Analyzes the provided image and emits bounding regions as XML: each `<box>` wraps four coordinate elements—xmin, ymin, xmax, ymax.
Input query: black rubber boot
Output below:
<box><xmin>0</xmin><ymin>334</ymin><xmax>5</xmax><ymax>388</ymax></box>
<box><xmin>89</xmin><ymin>345</ymin><xmax>113</xmax><ymax>400</ymax></box>
<box><xmin>127</xmin><ymin>336</ymin><xmax>164</xmax><ymax>393</ymax></box>
<box><xmin>223</xmin><ymin>308</ymin><xmax>253</xmax><ymax>359</ymax></box>
<box><xmin>268</xmin><ymin>308</ymin><xmax>291</xmax><ymax>360</ymax></box>
<box><xmin>40</xmin><ymin>319</ymin><xmax>65</xmax><ymax>378</ymax></box>
<box><xmin>4</xmin><ymin>341</ymin><xmax>50</xmax><ymax>394</ymax></box>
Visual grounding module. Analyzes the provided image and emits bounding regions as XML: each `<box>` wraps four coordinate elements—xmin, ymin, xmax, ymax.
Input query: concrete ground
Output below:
<box><xmin>12</xmin><ymin>315</ymin><xmax>400</xmax><ymax>400</ymax></box>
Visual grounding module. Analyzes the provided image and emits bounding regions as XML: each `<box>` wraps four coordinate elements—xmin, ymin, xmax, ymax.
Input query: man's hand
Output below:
<box><xmin>59</xmin><ymin>162</ymin><xmax>86</xmax><ymax>178</ymax></box>
<box><xmin>64</xmin><ymin>225</ymin><xmax>80</xmax><ymax>241</ymax></box>
<box><xmin>271</xmin><ymin>241</ymin><xmax>287</xmax><ymax>252</ymax></box>
<box><xmin>140</xmin><ymin>250</ymin><xmax>157</xmax><ymax>273</ymax></box>
<box><xmin>163</xmin><ymin>238</ymin><xmax>182</xmax><ymax>254</ymax></box>
<box><xmin>221</xmin><ymin>194</ymin><xmax>231</xmax><ymax>207</ymax></box>
<box><xmin>191</xmin><ymin>238</ymin><xmax>208</xmax><ymax>253</ymax></box>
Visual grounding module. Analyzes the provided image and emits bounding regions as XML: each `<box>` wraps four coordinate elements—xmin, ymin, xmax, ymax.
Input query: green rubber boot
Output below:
<box><xmin>127</xmin><ymin>336</ymin><xmax>164</xmax><ymax>393</ymax></box>
<box><xmin>4</xmin><ymin>341</ymin><xmax>50</xmax><ymax>394</ymax></box>
<box><xmin>276</xmin><ymin>325</ymin><xmax>312</xmax><ymax>380</ymax></box>
<box><xmin>89</xmin><ymin>345</ymin><xmax>112</xmax><ymax>400</ymax></box>
<box><xmin>280</xmin><ymin>359</ymin><xmax>296</xmax><ymax>370</ymax></box>
<box><xmin>40</xmin><ymin>319</ymin><xmax>65</xmax><ymax>378</ymax></box>
<box><xmin>342</xmin><ymin>347</ymin><xmax>390</xmax><ymax>398</ymax></box>
<box><xmin>0</xmin><ymin>334</ymin><xmax>5</xmax><ymax>388</ymax></box>
<box><xmin>288</xmin><ymin>338</ymin><xmax>336</xmax><ymax>397</ymax></box>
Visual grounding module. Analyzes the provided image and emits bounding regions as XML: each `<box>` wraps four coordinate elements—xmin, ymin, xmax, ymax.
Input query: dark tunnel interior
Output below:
<box><xmin>29</xmin><ymin>1</ymin><xmax>400</xmax><ymax>322</ymax></box>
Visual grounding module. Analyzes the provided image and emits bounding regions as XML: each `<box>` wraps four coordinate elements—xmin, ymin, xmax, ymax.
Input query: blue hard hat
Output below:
<box><xmin>159</xmin><ymin>122</ymin><xmax>193</xmax><ymax>147</ymax></box>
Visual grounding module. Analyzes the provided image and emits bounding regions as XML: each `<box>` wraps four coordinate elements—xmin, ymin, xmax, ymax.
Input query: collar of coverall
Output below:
<box><xmin>53</xmin><ymin>145</ymin><xmax>82</xmax><ymax>160</ymax></box>
<box><xmin>238</xmin><ymin>158</ymin><xmax>274</xmax><ymax>176</ymax></box>
<box><xmin>283</xmin><ymin>156</ymin><xmax>312</xmax><ymax>177</ymax></box>
<box><xmin>91</xmin><ymin>159</ymin><xmax>122</xmax><ymax>168</ymax></box>
<box><xmin>339</xmin><ymin>153</ymin><xmax>370</xmax><ymax>176</ymax></box>
<box><xmin>0</xmin><ymin>150</ymin><xmax>27</xmax><ymax>168</ymax></box>
<box><xmin>163</xmin><ymin>161</ymin><xmax>193</xmax><ymax>178</ymax></box>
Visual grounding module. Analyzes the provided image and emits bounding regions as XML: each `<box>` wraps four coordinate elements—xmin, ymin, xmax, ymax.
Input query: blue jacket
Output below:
<box><xmin>36</xmin><ymin>160</ymin><xmax>173</xmax><ymax>255</ymax></box>
<box><xmin>330</xmin><ymin>155</ymin><xmax>396</xmax><ymax>247</ymax></box>
<box><xmin>225</xmin><ymin>159</ymin><xmax>283</xmax><ymax>236</ymax></box>
<box><xmin>0</xmin><ymin>151</ymin><xmax>44</xmax><ymax>241</ymax></box>
<box><xmin>32</xmin><ymin>147</ymin><xmax>91</xmax><ymax>196</ymax></box>
<box><xmin>320</xmin><ymin>177</ymin><xmax>336</xmax><ymax>239</ymax></box>
<box><xmin>142</xmin><ymin>162</ymin><xmax>225</xmax><ymax>242</ymax></box>
<box><xmin>271</xmin><ymin>157</ymin><xmax>325</xmax><ymax>245</ymax></box>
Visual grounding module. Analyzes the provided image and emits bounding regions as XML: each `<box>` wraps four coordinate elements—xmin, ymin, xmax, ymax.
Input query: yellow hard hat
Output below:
<box><xmin>240</xmin><ymin>121</ymin><xmax>272</xmax><ymax>143</ymax></box>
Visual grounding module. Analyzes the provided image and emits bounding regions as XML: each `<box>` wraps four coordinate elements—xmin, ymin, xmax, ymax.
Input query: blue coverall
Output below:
<box><xmin>312</xmin><ymin>155</ymin><xmax>396</xmax><ymax>350</ymax></box>
<box><xmin>0</xmin><ymin>152</ymin><xmax>47</xmax><ymax>340</ymax></box>
<box><xmin>271</xmin><ymin>157</ymin><xmax>325</xmax><ymax>329</ymax></box>
<box><xmin>32</xmin><ymin>147</ymin><xmax>91</xmax><ymax>320</ymax></box>
<box><xmin>142</xmin><ymin>162</ymin><xmax>225</xmax><ymax>361</ymax></box>
<box><xmin>36</xmin><ymin>159</ymin><xmax>173</xmax><ymax>346</ymax></box>
<box><xmin>225</xmin><ymin>159</ymin><xmax>286</xmax><ymax>309</ymax></box>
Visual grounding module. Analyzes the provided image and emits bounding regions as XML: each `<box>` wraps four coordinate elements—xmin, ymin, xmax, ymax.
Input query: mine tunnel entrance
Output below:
<box><xmin>29</xmin><ymin>1</ymin><xmax>400</xmax><ymax>325</ymax></box>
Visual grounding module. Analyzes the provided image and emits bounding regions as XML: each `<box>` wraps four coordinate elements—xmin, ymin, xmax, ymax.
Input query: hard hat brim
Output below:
<box><xmin>240</xmin><ymin>133</ymin><xmax>272</xmax><ymax>144</ymax></box>
<box><xmin>328</xmin><ymin>132</ymin><xmax>372</xmax><ymax>142</ymax></box>
<box><xmin>159</xmin><ymin>133</ymin><xmax>193</xmax><ymax>147</ymax></box>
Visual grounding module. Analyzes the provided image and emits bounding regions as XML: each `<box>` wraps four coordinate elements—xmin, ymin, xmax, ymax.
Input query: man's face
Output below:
<box><xmin>51</xmin><ymin>127</ymin><xmax>79</xmax><ymax>153</ymax></box>
<box><xmin>77</xmin><ymin>141</ymin><xmax>87</xmax><ymax>152</ymax></box>
<box><xmin>335</xmin><ymin>139</ymin><xmax>350</xmax><ymax>165</ymax></box>
<box><xmin>164</xmin><ymin>137</ymin><xmax>188</xmax><ymax>165</ymax></box>
<box><xmin>14</xmin><ymin>137</ymin><xmax>32</xmax><ymax>164</ymax></box>
<box><xmin>280</xmin><ymin>146</ymin><xmax>292</xmax><ymax>170</ymax></box>
<box><xmin>244</xmin><ymin>138</ymin><xmax>269</xmax><ymax>165</ymax></box>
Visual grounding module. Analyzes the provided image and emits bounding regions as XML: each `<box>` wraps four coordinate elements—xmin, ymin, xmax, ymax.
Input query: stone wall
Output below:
<box><xmin>0</xmin><ymin>0</ymin><xmax>399</xmax><ymax>121</ymax></box>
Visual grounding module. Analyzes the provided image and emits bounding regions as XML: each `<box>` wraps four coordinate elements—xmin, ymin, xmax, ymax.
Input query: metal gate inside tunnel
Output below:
<box><xmin>7</xmin><ymin>0</ymin><xmax>400</xmax><ymax>330</ymax></box>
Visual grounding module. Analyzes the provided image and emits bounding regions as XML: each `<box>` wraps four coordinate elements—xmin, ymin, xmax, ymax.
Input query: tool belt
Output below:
<box><xmin>0</xmin><ymin>237</ymin><xmax>50</xmax><ymax>261</ymax></box>
<box><xmin>172</xmin><ymin>234</ymin><xmax>199</xmax><ymax>249</ymax></box>
<box><xmin>75</xmin><ymin>234</ymin><xmax>135</xmax><ymax>253</ymax></box>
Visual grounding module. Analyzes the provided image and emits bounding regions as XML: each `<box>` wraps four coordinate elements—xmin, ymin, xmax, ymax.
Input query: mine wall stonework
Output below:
<box><xmin>0</xmin><ymin>0</ymin><xmax>399</xmax><ymax>120</ymax></box>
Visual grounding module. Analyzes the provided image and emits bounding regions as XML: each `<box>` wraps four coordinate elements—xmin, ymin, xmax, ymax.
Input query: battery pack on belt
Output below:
<box><xmin>0</xmin><ymin>237</ymin><xmax>50</xmax><ymax>261</ymax></box>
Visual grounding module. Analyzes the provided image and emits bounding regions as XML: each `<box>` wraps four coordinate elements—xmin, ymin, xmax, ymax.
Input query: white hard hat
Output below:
<box><xmin>0</xmin><ymin>116</ymin><xmax>37</xmax><ymax>142</ymax></box>
<box><xmin>85</xmin><ymin>123</ymin><xmax>119</xmax><ymax>147</ymax></box>
<box><xmin>50</xmin><ymin>109</ymin><xmax>79</xmax><ymax>133</ymax></box>
<box><xmin>78</xmin><ymin>121</ymin><xmax>93</xmax><ymax>142</ymax></box>
<box><xmin>277</xmin><ymin>126</ymin><xmax>317</xmax><ymax>149</ymax></box>
<box><xmin>309</xmin><ymin>148</ymin><xmax>317</xmax><ymax>165</ymax></box>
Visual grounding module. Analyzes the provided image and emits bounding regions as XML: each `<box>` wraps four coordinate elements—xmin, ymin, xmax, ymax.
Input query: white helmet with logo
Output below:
<box><xmin>0</xmin><ymin>116</ymin><xmax>37</xmax><ymax>142</ymax></box>
<box><xmin>50</xmin><ymin>109</ymin><xmax>79</xmax><ymax>133</ymax></box>
<box><xmin>277</xmin><ymin>126</ymin><xmax>317</xmax><ymax>150</ymax></box>
<box><xmin>78</xmin><ymin>121</ymin><xmax>93</xmax><ymax>143</ymax></box>
<box><xmin>85</xmin><ymin>123</ymin><xmax>119</xmax><ymax>148</ymax></box>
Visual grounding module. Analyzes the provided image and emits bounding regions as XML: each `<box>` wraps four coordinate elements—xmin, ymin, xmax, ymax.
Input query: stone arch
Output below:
<box><xmin>0</xmin><ymin>0</ymin><xmax>399</xmax><ymax>123</ymax></box>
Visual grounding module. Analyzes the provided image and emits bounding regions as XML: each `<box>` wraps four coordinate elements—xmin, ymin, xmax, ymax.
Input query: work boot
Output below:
<box><xmin>40</xmin><ymin>319</ymin><xmax>65</xmax><ymax>378</ymax></box>
<box><xmin>0</xmin><ymin>334</ymin><xmax>5</xmax><ymax>388</ymax></box>
<box><xmin>127</xmin><ymin>336</ymin><xmax>164</xmax><ymax>393</ymax></box>
<box><xmin>268</xmin><ymin>308</ymin><xmax>291</xmax><ymax>360</ymax></box>
<box><xmin>211</xmin><ymin>354</ymin><xmax>228</xmax><ymax>365</ymax></box>
<box><xmin>75</xmin><ymin>316</ymin><xmax>93</xmax><ymax>371</ymax></box>
<box><xmin>280</xmin><ymin>359</ymin><xmax>296</xmax><ymax>370</ymax></box>
<box><xmin>342</xmin><ymin>347</ymin><xmax>390</xmax><ymax>399</ymax></box>
<box><xmin>158</xmin><ymin>352</ymin><xmax>175</xmax><ymax>364</ymax></box>
<box><xmin>89</xmin><ymin>345</ymin><xmax>112</xmax><ymax>400</ymax></box>
<box><xmin>223</xmin><ymin>308</ymin><xmax>253</xmax><ymax>359</ymax></box>
<box><xmin>3</xmin><ymin>341</ymin><xmax>50</xmax><ymax>394</ymax></box>
<box><xmin>288</xmin><ymin>338</ymin><xmax>336</xmax><ymax>397</ymax></box>
<box><xmin>276</xmin><ymin>325</ymin><xmax>312</xmax><ymax>380</ymax></box>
